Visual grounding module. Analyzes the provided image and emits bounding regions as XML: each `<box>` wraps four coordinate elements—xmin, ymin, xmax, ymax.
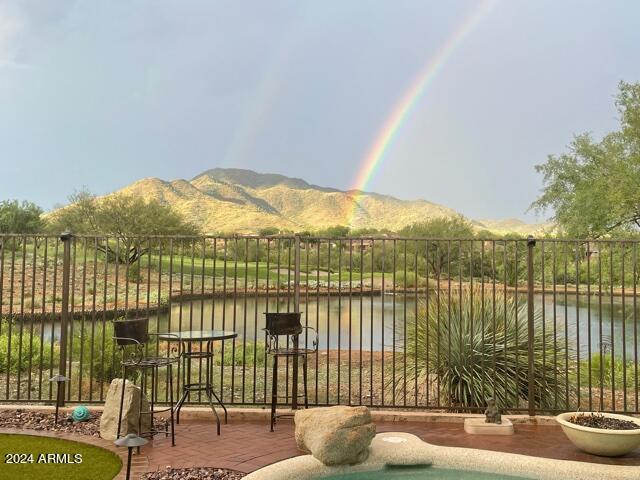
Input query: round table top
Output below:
<box><xmin>157</xmin><ymin>330</ymin><xmax>238</xmax><ymax>342</ymax></box>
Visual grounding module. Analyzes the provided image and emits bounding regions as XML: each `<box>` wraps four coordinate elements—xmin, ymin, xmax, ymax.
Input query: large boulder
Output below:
<box><xmin>99</xmin><ymin>378</ymin><xmax>150</xmax><ymax>440</ymax></box>
<box><xmin>294</xmin><ymin>406</ymin><xmax>376</xmax><ymax>465</ymax></box>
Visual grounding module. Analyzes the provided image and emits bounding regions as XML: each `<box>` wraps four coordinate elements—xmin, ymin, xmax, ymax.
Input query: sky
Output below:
<box><xmin>0</xmin><ymin>0</ymin><xmax>639</xmax><ymax>222</ymax></box>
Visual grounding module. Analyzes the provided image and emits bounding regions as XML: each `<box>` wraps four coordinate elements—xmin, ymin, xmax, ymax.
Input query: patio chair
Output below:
<box><xmin>114</xmin><ymin>317</ymin><xmax>178</xmax><ymax>446</ymax></box>
<box><xmin>263</xmin><ymin>312</ymin><xmax>318</xmax><ymax>431</ymax></box>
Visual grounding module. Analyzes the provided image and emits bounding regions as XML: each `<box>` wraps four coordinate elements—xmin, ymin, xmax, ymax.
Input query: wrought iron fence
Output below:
<box><xmin>0</xmin><ymin>234</ymin><xmax>638</xmax><ymax>415</ymax></box>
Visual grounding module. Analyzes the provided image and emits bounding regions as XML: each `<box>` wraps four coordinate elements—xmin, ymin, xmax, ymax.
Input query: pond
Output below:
<box><xmin>143</xmin><ymin>293</ymin><xmax>639</xmax><ymax>357</ymax></box>
<box><xmin>37</xmin><ymin>293</ymin><xmax>638</xmax><ymax>358</ymax></box>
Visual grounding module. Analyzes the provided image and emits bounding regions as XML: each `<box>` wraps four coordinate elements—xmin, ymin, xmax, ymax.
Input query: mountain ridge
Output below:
<box><xmin>99</xmin><ymin>168</ymin><xmax>550</xmax><ymax>235</ymax></box>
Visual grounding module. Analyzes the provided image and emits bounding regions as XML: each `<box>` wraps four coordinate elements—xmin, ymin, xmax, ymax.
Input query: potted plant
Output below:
<box><xmin>556</xmin><ymin>411</ymin><xmax>640</xmax><ymax>456</ymax></box>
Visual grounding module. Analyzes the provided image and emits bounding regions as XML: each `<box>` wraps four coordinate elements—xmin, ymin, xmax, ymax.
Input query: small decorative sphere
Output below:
<box><xmin>71</xmin><ymin>406</ymin><xmax>91</xmax><ymax>422</ymax></box>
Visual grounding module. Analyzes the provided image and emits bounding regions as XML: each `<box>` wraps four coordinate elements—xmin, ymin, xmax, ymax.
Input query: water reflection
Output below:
<box><xmin>147</xmin><ymin>293</ymin><xmax>639</xmax><ymax>356</ymax></box>
<box><xmin>39</xmin><ymin>293</ymin><xmax>639</xmax><ymax>357</ymax></box>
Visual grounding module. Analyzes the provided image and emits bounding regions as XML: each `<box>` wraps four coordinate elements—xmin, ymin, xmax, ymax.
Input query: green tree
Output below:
<box><xmin>0</xmin><ymin>200</ymin><xmax>44</xmax><ymax>233</ymax></box>
<box><xmin>531</xmin><ymin>81</ymin><xmax>640</xmax><ymax>237</ymax></box>
<box><xmin>48</xmin><ymin>190</ymin><xmax>199</xmax><ymax>263</ymax></box>
<box><xmin>316</xmin><ymin>225</ymin><xmax>351</xmax><ymax>238</ymax></box>
<box><xmin>399</xmin><ymin>216</ymin><xmax>475</xmax><ymax>277</ymax></box>
<box><xmin>258</xmin><ymin>227</ymin><xmax>280</xmax><ymax>236</ymax></box>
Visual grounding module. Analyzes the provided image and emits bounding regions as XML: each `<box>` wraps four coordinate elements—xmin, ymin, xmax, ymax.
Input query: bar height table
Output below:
<box><xmin>158</xmin><ymin>329</ymin><xmax>237</xmax><ymax>435</ymax></box>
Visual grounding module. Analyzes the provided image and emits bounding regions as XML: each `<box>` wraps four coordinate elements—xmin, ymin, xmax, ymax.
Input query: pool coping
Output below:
<box><xmin>244</xmin><ymin>432</ymin><xmax>640</xmax><ymax>480</ymax></box>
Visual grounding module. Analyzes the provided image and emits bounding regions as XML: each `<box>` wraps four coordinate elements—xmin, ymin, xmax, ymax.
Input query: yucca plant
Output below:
<box><xmin>401</xmin><ymin>287</ymin><xmax>571</xmax><ymax>411</ymax></box>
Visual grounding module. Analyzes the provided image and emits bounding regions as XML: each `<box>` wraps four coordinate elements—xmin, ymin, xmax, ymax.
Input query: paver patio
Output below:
<box><xmin>140</xmin><ymin>418</ymin><xmax>640</xmax><ymax>475</ymax></box>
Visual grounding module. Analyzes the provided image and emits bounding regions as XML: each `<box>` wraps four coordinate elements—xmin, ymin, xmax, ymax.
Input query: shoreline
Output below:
<box><xmin>2</xmin><ymin>282</ymin><xmax>638</xmax><ymax>322</ymax></box>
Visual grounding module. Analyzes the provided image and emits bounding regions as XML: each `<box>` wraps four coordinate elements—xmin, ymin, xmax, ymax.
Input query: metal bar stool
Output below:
<box><xmin>114</xmin><ymin>318</ymin><xmax>178</xmax><ymax>446</ymax></box>
<box><xmin>263</xmin><ymin>312</ymin><xmax>318</xmax><ymax>431</ymax></box>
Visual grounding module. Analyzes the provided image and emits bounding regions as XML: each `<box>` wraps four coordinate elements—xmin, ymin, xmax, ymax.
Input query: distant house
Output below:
<box><xmin>353</xmin><ymin>239</ymin><xmax>374</xmax><ymax>252</ymax></box>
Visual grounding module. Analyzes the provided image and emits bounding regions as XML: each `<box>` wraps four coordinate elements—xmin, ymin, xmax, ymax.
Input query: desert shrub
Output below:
<box><xmin>216</xmin><ymin>341</ymin><xmax>266</xmax><ymax>367</ymax></box>
<box><xmin>126</xmin><ymin>261</ymin><xmax>141</xmax><ymax>284</ymax></box>
<box><xmin>579</xmin><ymin>352</ymin><xmax>637</xmax><ymax>389</ymax></box>
<box><xmin>0</xmin><ymin>322</ymin><xmax>55</xmax><ymax>374</ymax></box>
<box><xmin>71</xmin><ymin>321</ymin><xmax>121</xmax><ymax>383</ymax></box>
<box><xmin>401</xmin><ymin>286</ymin><xmax>570</xmax><ymax>410</ymax></box>
<box><xmin>393</xmin><ymin>271</ymin><xmax>428</xmax><ymax>288</ymax></box>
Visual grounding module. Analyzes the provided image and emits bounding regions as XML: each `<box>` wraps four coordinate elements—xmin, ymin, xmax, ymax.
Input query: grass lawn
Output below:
<box><xmin>0</xmin><ymin>434</ymin><xmax>121</xmax><ymax>480</ymax></box>
<box><xmin>143</xmin><ymin>254</ymin><xmax>368</xmax><ymax>282</ymax></box>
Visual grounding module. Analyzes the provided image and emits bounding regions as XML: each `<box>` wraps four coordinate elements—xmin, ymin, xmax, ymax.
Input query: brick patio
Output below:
<box><xmin>140</xmin><ymin>417</ymin><xmax>640</xmax><ymax>475</ymax></box>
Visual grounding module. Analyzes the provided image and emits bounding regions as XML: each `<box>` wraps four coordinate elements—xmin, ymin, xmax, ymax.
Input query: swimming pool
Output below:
<box><xmin>321</xmin><ymin>465</ymin><xmax>526</xmax><ymax>479</ymax></box>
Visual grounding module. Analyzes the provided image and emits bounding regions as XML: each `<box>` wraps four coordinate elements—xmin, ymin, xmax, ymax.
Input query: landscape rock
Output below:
<box><xmin>99</xmin><ymin>378</ymin><xmax>150</xmax><ymax>440</ymax></box>
<box><xmin>294</xmin><ymin>405</ymin><xmax>376</xmax><ymax>465</ymax></box>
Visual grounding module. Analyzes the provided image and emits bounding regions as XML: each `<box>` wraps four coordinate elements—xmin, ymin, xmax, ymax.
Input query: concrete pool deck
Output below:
<box><xmin>138</xmin><ymin>409</ymin><xmax>640</xmax><ymax>475</ymax></box>
<box><xmin>244</xmin><ymin>432</ymin><xmax>640</xmax><ymax>480</ymax></box>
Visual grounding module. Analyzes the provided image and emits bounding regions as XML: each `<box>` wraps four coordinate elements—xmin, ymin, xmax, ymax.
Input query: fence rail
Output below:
<box><xmin>0</xmin><ymin>234</ymin><xmax>638</xmax><ymax>415</ymax></box>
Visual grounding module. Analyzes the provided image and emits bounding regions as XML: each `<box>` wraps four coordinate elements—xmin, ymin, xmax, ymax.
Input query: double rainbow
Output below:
<box><xmin>347</xmin><ymin>0</ymin><xmax>497</xmax><ymax>226</ymax></box>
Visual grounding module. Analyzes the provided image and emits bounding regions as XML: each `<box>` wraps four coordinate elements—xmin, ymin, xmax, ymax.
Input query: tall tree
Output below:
<box><xmin>531</xmin><ymin>81</ymin><xmax>640</xmax><ymax>237</ymax></box>
<box><xmin>48</xmin><ymin>190</ymin><xmax>199</xmax><ymax>263</ymax></box>
<box><xmin>398</xmin><ymin>216</ymin><xmax>475</xmax><ymax>277</ymax></box>
<box><xmin>0</xmin><ymin>200</ymin><xmax>44</xmax><ymax>234</ymax></box>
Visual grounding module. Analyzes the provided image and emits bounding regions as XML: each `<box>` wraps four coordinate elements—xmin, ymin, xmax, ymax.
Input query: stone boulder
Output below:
<box><xmin>294</xmin><ymin>406</ymin><xmax>376</xmax><ymax>465</ymax></box>
<box><xmin>99</xmin><ymin>378</ymin><xmax>150</xmax><ymax>440</ymax></box>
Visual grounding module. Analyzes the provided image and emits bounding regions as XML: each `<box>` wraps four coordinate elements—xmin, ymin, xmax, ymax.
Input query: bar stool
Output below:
<box><xmin>114</xmin><ymin>318</ymin><xmax>178</xmax><ymax>446</ymax></box>
<box><xmin>264</xmin><ymin>312</ymin><xmax>318</xmax><ymax>431</ymax></box>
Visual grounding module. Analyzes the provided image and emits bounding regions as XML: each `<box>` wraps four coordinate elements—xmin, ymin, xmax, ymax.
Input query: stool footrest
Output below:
<box><xmin>140</xmin><ymin>405</ymin><xmax>173</xmax><ymax>415</ymax></box>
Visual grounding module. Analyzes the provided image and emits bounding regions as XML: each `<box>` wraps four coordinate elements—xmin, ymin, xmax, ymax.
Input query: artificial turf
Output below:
<box><xmin>0</xmin><ymin>433</ymin><xmax>122</xmax><ymax>480</ymax></box>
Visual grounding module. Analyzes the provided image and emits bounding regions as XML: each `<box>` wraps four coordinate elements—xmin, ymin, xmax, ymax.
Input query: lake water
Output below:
<box><xmin>144</xmin><ymin>293</ymin><xmax>639</xmax><ymax>357</ymax></box>
<box><xmin>35</xmin><ymin>293</ymin><xmax>639</xmax><ymax>358</ymax></box>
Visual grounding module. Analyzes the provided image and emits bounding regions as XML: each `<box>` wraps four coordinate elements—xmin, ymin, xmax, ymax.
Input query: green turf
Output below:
<box><xmin>143</xmin><ymin>254</ymin><xmax>368</xmax><ymax>282</ymax></box>
<box><xmin>0</xmin><ymin>433</ymin><xmax>122</xmax><ymax>480</ymax></box>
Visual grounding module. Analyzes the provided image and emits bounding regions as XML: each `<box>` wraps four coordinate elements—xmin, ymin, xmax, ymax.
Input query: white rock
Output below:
<box><xmin>294</xmin><ymin>405</ymin><xmax>376</xmax><ymax>465</ymax></box>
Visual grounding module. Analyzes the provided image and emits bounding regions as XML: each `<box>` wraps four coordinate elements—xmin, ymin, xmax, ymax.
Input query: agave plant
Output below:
<box><xmin>400</xmin><ymin>286</ymin><xmax>571</xmax><ymax>411</ymax></box>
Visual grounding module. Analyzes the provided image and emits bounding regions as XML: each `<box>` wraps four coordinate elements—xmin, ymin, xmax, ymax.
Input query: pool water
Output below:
<box><xmin>321</xmin><ymin>465</ymin><xmax>528</xmax><ymax>479</ymax></box>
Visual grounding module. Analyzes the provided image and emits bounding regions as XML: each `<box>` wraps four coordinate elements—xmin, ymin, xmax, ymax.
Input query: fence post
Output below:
<box><xmin>294</xmin><ymin>235</ymin><xmax>301</xmax><ymax>313</ymax></box>
<box><xmin>58</xmin><ymin>232</ymin><xmax>73</xmax><ymax>407</ymax></box>
<box><xmin>526</xmin><ymin>235</ymin><xmax>536</xmax><ymax>417</ymax></box>
<box><xmin>291</xmin><ymin>235</ymin><xmax>301</xmax><ymax>409</ymax></box>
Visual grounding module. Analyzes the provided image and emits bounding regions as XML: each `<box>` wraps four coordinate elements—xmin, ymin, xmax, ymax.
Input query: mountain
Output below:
<box><xmin>104</xmin><ymin>168</ymin><xmax>549</xmax><ymax>234</ymax></box>
<box><xmin>473</xmin><ymin>218</ymin><xmax>552</xmax><ymax>236</ymax></box>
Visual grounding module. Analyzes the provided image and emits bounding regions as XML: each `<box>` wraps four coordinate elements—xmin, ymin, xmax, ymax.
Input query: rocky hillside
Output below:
<box><xmin>106</xmin><ymin>168</ymin><xmax>548</xmax><ymax>234</ymax></box>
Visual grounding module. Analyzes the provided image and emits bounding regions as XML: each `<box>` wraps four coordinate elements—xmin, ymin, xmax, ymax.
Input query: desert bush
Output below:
<box><xmin>579</xmin><ymin>352</ymin><xmax>637</xmax><ymax>390</ymax></box>
<box><xmin>402</xmin><ymin>286</ymin><xmax>570</xmax><ymax>410</ymax></box>
<box><xmin>393</xmin><ymin>271</ymin><xmax>428</xmax><ymax>288</ymax></box>
<box><xmin>216</xmin><ymin>341</ymin><xmax>266</xmax><ymax>367</ymax></box>
<box><xmin>71</xmin><ymin>321</ymin><xmax>121</xmax><ymax>383</ymax></box>
<box><xmin>0</xmin><ymin>323</ymin><xmax>55</xmax><ymax>374</ymax></box>
<box><xmin>126</xmin><ymin>261</ymin><xmax>141</xmax><ymax>284</ymax></box>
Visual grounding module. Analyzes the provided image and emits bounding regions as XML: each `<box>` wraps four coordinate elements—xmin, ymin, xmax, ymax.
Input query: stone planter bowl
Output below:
<box><xmin>556</xmin><ymin>412</ymin><xmax>640</xmax><ymax>457</ymax></box>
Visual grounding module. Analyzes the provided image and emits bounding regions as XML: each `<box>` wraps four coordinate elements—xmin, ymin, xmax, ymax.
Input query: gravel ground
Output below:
<box><xmin>142</xmin><ymin>467</ymin><xmax>245</xmax><ymax>480</ymax></box>
<box><xmin>0</xmin><ymin>409</ymin><xmax>170</xmax><ymax>436</ymax></box>
<box><xmin>0</xmin><ymin>409</ymin><xmax>102</xmax><ymax>435</ymax></box>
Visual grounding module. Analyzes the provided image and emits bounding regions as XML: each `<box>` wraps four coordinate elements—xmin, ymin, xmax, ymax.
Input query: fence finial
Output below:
<box><xmin>527</xmin><ymin>235</ymin><xmax>536</xmax><ymax>247</ymax></box>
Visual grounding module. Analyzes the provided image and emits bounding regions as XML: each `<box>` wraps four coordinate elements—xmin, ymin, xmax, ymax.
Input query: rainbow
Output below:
<box><xmin>347</xmin><ymin>0</ymin><xmax>497</xmax><ymax>226</ymax></box>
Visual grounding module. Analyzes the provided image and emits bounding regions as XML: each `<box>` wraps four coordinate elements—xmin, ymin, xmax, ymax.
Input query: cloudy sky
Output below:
<box><xmin>1</xmin><ymin>0</ymin><xmax>639</xmax><ymax>221</ymax></box>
